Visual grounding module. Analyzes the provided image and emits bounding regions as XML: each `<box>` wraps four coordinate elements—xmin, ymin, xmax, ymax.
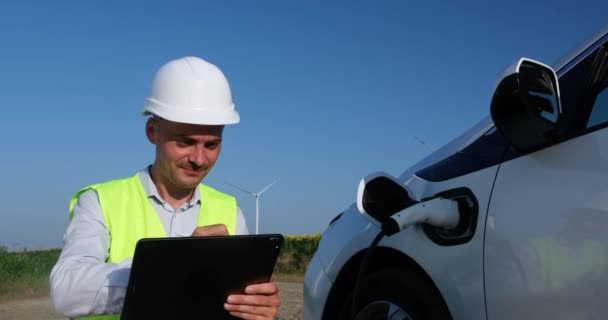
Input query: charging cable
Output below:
<box><xmin>350</xmin><ymin>197</ymin><xmax>460</xmax><ymax>319</ymax></box>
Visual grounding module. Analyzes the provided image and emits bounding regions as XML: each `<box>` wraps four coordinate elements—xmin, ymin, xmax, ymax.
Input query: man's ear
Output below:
<box><xmin>145</xmin><ymin>117</ymin><xmax>157</xmax><ymax>144</ymax></box>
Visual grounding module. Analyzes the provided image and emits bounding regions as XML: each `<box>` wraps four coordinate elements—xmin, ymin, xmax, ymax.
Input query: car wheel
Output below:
<box><xmin>340</xmin><ymin>267</ymin><xmax>452</xmax><ymax>320</ymax></box>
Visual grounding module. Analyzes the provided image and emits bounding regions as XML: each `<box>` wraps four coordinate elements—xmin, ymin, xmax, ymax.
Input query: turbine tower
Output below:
<box><xmin>226</xmin><ymin>180</ymin><xmax>279</xmax><ymax>234</ymax></box>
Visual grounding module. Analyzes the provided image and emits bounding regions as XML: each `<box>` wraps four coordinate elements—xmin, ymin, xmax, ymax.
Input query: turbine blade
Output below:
<box><xmin>225</xmin><ymin>181</ymin><xmax>255</xmax><ymax>196</ymax></box>
<box><xmin>258</xmin><ymin>179</ymin><xmax>280</xmax><ymax>195</ymax></box>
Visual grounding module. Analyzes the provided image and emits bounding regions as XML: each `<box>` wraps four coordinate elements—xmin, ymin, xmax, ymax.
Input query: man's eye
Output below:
<box><xmin>206</xmin><ymin>142</ymin><xmax>220</xmax><ymax>149</ymax></box>
<box><xmin>176</xmin><ymin>139</ymin><xmax>192</xmax><ymax>146</ymax></box>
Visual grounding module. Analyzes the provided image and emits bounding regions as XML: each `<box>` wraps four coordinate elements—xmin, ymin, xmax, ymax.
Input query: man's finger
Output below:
<box><xmin>191</xmin><ymin>224</ymin><xmax>228</xmax><ymax>237</ymax></box>
<box><xmin>227</xmin><ymin>293</ymin><xmax>281</xmax><ymax>307</ymax></box>
<box><xmin>244</xmin><ymin>282</ymin><xmax>279</xmax><ymax>295</ymax></box>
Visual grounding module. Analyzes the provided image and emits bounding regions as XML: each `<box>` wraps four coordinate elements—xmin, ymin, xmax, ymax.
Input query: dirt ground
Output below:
<box><xmin>0</xmin><ymin>281</ymin><xmax>303</xmax><ymax>320</ymax></box>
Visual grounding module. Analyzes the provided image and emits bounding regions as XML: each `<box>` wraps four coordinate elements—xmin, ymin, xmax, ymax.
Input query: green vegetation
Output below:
<box><xmin>274</xmin><ymin>234</ymin><xmax>321</xmax><ymax>274</ymax></box>
<box><xmin>0</xmin><ymin>234</ymin><xmax>320</xmax><ymax>302</ymax></box>
<box><xmin>0</xmin><ymin>246</ymin><xmax>58</xmax><ymax>301</ymax></box>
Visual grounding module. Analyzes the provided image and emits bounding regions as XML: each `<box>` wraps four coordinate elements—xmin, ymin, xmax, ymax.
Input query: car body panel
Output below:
<box><xmin>303</xmin><ymin>253</ymin><xmax>333</xmax><ymax>320</ymax></box>
<box><xmin>484</xmin><ymin>113</ymin><xmax>608</xmax><ymax>319</ymax></box>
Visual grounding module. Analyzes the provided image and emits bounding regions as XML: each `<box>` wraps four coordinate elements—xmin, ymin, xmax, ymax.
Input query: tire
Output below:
<box><xmin>339</xmin><ymin>267</ymin><xmax>453</xmax><ymax>320</ymax></box>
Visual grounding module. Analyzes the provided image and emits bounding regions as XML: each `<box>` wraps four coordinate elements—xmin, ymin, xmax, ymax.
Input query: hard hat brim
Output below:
<box><xmin>142</xmin><ymin>98</ymin><xmax>240</xmax><ymax>125</ymax></box>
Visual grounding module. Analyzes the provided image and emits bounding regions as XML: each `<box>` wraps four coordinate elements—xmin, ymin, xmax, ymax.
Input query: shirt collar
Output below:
<box><xmin>138</xmin><ymin>166</ymin><xmax>201</xmax><ymax>207</ymax></box>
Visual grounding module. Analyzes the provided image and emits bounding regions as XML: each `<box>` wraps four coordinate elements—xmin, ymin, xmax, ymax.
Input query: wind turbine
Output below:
<box><xmin>226</xmin><ymin>180</ymin><xmax>279</xmax><ymax>234</ymax></box>
<box><xmin>414</xmin><ymin>136</ymin><xmax>435</xmax><ymax>153</ymax></box>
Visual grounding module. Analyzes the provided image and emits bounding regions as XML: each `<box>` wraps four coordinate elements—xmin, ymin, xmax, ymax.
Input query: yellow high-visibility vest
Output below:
<box><xmin>68</xmin><ymin>173</ymin><xmax>236</xmax><ymax>319</ymax></box>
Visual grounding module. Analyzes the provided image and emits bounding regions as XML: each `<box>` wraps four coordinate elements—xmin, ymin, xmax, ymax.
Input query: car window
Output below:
<box><xmin>587</xmin><ymin>88</ymin><xmax>608</xmax><ymax>128</ymax></box>
<box><xmin>557</xmin><ymin>41</ymin><xmax>608</xmax><ymax>135</ymax></box>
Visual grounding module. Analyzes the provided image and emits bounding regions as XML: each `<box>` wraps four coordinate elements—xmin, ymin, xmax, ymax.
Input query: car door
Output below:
<box><xmin>484</xmin><ymin>38</ymin><xmax>608</xmax><ymax>319</ymax></box>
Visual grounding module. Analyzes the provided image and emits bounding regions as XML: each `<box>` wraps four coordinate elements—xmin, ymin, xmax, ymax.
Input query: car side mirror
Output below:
<box><xmin>490</xmin><ymin>58</ymin><xmax>561</xmax><ymax>152</ymax></box>
<box><xmin>356</xmin><ymin>172</ymin><xmax>417</xmax><ymax>224</ymax></box>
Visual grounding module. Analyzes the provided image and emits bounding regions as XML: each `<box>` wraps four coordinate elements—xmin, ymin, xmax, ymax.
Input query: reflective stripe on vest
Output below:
<box><xmin>68</xmin><ymin>173</ymin><xmax>236</xmax><ymax>319</ymax></box>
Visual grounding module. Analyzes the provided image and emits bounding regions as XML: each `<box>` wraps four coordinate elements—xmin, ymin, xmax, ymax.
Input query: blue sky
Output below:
<box><xmin>0</xmin><ymin>1</ymin><xmax>606</xmax><ymax>249</ymax></box>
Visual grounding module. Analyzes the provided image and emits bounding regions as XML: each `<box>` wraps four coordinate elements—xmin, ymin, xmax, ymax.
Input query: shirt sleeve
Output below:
<box><xmin>235</xmin><ymin>204</ymin><xmax>249</xmax><ymax>235</ymax></box>
<box><xmin>50</xmin><ymin>190</ymin><xmax>131</xmax><ymax>317</ymax></box>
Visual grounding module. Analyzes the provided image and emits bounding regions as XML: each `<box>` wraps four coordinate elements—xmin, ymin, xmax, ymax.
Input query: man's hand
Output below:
<box><xmin>192</xmin><ymin>225</ymin><xmax>280</xmax><ymax>319</ymax></box>
<box><xmin>191</xmin><ymin>224</ymin><xmax>229</xmax><ymax>237</ymax></box>
<box><xmin>224</xmin><ymin>281</ymin><xmax>281</xmax><ymax>320</ymax></box>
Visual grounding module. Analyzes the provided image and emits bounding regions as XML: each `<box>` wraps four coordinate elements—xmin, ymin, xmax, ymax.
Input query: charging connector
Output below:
<box><xmin>381</xmin><ymin>197</ymin><xmax>460</xmax><ymax>236</ymax></box>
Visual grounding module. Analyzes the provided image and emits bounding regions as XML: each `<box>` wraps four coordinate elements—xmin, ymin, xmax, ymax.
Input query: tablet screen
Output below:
<box><xmin>121</xmin><ymin>234</ymin><xmax>284</xmax><ymax>320</ymax></box>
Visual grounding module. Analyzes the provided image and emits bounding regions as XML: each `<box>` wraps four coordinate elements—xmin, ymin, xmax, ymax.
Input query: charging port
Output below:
<box><xmin>423</xmin><ymin>187</ymin><xmax>479</xmax><ymax>246</ymax></box>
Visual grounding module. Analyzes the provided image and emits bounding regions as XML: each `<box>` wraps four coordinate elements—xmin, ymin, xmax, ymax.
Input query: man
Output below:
<box><xmin>50</xmin><ymin>57</ymin><xmax>281</xmax><ymax>319</ymax></box>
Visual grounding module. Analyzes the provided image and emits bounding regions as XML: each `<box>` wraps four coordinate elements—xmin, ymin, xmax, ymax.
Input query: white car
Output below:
<box><xmin>303</xmin><ymin>25</ymin><xmax>608</xmax><ymax>320</ymax></box>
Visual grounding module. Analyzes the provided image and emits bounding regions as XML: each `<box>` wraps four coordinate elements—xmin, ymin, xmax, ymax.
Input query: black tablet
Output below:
<box><xmin>121</xmin><ymin>234</ymin><xmax>284</xmax><ymax>320</ymax></box>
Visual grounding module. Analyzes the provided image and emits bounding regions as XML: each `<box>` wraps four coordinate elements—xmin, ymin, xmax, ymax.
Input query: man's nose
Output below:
<box><xmin>189</xmin><ymin>145</ymin><xmax>207</xmax><ymax>167</ymax></box>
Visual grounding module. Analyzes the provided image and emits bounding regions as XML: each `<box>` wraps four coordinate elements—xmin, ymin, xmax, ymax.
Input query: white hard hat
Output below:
<box><xmin>142</xmin><ymin>56</ymin><xmax>240</xmax><ymax>125</ymax></box>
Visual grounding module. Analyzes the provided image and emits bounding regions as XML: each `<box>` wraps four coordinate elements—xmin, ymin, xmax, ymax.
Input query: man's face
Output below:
<box><xmin>146</xmin><ymin>117</ymin><xmax>224</xmax><ymax>190</ymax></box>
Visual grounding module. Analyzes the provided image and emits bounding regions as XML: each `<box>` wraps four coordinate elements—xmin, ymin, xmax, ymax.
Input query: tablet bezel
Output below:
<box><xmin>120</xmin><ymin>234</ymin><xmax>284</xmax><ymax>319</ymax></box>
